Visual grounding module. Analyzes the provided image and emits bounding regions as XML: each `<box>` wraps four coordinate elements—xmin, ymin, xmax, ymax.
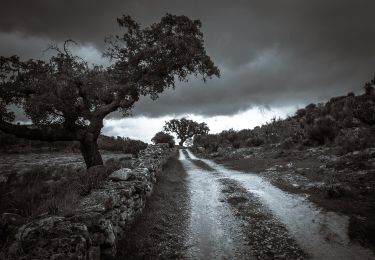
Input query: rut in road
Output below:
<box><xmin>184</xmin><ymin>149</ymin><xmax>375</xmax><ymax>260</ymax></box>
<box><xmin>179</xmin><ymin>149</ymin><xmax>254</xmax><ymax>259</ymax></box>
<box><xmin>117</xmin><ymin>150</ymin><xmax>374</xmax><ymax>259</ymax></box>
<box><xmin>181</xmin><ymin>149</ymin><xmax>306</xmax><ymax>259</ymax></box>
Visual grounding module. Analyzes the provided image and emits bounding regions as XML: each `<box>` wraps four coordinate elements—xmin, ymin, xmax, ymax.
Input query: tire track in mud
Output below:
<box><xmin>186</xmin><ymin>149</ymin><xmax>375</xmax><ymax>260</ymax></box>
<box><xmin>180</xmin><ymin>149</ymin><xmax>254</xmax><ymax>259</ymax></box>
<box><xmin>219</xmin><ymin>177</ymin><xmax>308</xmax><ymax>259</ymax></box>
<box><xmin>183</xmin><ymin>149</ymin><xmax>307</xmax><ymax>259</ymax></box>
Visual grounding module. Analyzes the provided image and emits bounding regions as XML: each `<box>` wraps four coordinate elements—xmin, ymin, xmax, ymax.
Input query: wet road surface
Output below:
<box><xmin>180</xmin><ymin>150</ymin><xmax>254</xmax><ymax>259</ymax></box>
<box><xmin>183</xmin><ymin>149</ymin><xmax>375</xmax><ymax>260</ymax></box>
<box><xmin>118</xmin><ymin>150</ymin><xmax>375</xmax><ymax>259</ymax></box>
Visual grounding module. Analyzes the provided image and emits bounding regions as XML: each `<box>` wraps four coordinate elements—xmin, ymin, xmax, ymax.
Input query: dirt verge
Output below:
<box><xmin>213</xmin><ymin>147</ymin><xmax>375</xmax><ymax>252</ymax></box>
<box><xmin>116</xmin><ymin>152</ymin><xmax>189</xmax><ymax>259</ymax></box>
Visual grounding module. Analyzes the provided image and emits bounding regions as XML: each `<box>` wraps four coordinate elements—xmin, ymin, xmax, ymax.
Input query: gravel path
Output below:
<box><xmin>118</xmin><ymin>149</ymin><xmax>375</xmax><ymax>259</ymax></box>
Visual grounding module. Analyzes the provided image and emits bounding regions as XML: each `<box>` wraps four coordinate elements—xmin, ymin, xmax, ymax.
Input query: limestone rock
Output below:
<box><xmin>77</xmin><ymin>189</ymin><xmax>124</xmax><ymax>213</ymax></box>
<box><xmin>10</xmin><ymin>216</ymin><xmax>89</xmax><ymax>260</ymax></box>
<box><xmin>4</xmin><ymin>144</ymin><xmax>172</xmax><ymax>260</ymax></box>
<box><xmin>109</xmin><ymin>168</ymin><xmax>133</xmax><ymax>181</ymax></box>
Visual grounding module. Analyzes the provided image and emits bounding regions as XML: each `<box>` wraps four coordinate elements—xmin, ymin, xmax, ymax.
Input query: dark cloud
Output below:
<box><xmin>1</xmin><ymin>0</ymin><xmax>375</xmax><ymax>117</ymax></box>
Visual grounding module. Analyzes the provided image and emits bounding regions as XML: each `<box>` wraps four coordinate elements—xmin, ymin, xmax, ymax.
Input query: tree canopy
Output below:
<box><xmin>151</xmin><ymin>131</ymin><xmax>175</xmax><ymax>148</ymax></box>
<box><xmin>164</xmin><ymin>118</ymin><xmax>209</xmax><ymax>146</ymax></box>
<box><xmin>0</xmin><ymin>14</ymin><xmax>219</xmax><ymax>168</ymax></box>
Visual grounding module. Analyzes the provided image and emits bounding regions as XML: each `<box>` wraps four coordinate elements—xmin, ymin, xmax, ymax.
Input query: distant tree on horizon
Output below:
<box><xmin>0</xmin><ymin>14</ymin><xmax>219</xmax><ymax>168</ymax></box>
<box><xmin>164</xmin><ymin>118</ymin><xmax>209</xmax><ymax>146</ymax></box>
<box><xmin>151</xmin><ymin>131</ymin><xmax>175</xmax><ymax>148</ymax></box>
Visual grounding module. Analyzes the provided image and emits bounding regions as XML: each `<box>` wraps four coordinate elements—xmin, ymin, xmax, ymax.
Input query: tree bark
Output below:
<box><xmin>179</xmin><ymin>139</ymin><xmax>185</xmax><ymax>146</ymax></box>
<box><xmin>80</xmin><ymin>133</ymin><xmax>103</xmax><ymax>169</ymax></box>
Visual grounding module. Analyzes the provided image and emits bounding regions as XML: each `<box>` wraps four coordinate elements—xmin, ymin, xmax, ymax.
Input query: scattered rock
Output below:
<box><xmin>326</xmin><ymin>184</ymin><xmax>353</xmax><ymax>198</ymax></box>
<box><xmin>109</xmin><ymin>168</ymin><xmax>132</xmax><ymax>181</ymax></box>
<box><xmin>9</xmin><ymin>216</ymin><xmax>89</xmax><ymax>259</ymax></box>
<box><xmin>4</xmin><ymin>144</ymin><xmax>172</xmax><ymax>259</ymax></box>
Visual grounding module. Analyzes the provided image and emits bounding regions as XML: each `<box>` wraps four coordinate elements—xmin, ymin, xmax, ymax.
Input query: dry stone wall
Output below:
<box><xmin>5</xmin><ymin>144</ymin><xmax>172</xmax><ymax>260</ymax></box>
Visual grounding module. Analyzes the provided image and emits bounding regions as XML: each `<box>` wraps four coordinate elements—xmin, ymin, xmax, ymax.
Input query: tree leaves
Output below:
<box><xmin>0</xmin><ymin>14</ymin><xmax>218</xmax><ymax>144</ymax></box>
<box><xmin>164</xmin><ymin>118</ymin><xmax>209</xmax><ymax>145</ymax></box>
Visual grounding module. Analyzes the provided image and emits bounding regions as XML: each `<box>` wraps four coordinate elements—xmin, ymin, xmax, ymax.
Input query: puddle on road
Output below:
<box><xmin>179</xmin><ymin>150</ymin><xmax>252</xmax><ymax>259</ymax></box>
<box><xmin>185</xmin><ymin>149</ymin><xmax>375</xmax><ymax>260</ymax></box>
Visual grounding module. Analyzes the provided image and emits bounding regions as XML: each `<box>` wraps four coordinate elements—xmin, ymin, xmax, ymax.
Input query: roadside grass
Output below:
<box><xmin>0</xmin><ymin>157</ymin><xmax>128</xmax><ymax>219</ymax></box>
<box><xmin>117</xmin><ymin>151</ymin><xmax>189</xmax><ymax>259</ymax></box>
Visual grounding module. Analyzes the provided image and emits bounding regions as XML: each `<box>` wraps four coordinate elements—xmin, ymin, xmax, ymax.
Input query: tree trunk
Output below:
<box><xmin>179</xmin><ymin>139</ymin><xmax>185</xmax><ymax>146</ymax></box>
<box><xmin>80</xmin><ymin>133</ymin><xmax>103</xmax><ymax>169</ymax></box>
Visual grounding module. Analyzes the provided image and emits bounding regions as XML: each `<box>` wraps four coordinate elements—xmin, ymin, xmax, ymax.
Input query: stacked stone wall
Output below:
<box><xmin>5</xmin><ymin>144</ymin><xmax>172</xmax><ymax>259</ymax></box>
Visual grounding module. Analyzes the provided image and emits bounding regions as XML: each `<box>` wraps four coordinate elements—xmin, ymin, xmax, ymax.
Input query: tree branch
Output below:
<box><xmin>93</xmin><ymin>95</ymin><xmax>135</xmax><ymax>118</ymax></box>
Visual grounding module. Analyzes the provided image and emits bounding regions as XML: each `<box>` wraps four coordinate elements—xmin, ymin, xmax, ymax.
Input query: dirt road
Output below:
<box><xmin>117</xmin><ymin>149</ymin><xmax>375</xmax><ymax>259</ymax></box>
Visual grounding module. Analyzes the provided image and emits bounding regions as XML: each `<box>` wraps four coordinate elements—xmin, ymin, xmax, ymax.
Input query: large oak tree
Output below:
<box><xmin>164</xmin><ymin>118</ymin><xmax>209</xmax><ymax>146</ymax></box>
<box><xmin>0</xmin><ymin>14</ymin><xmax>219</xmax><ymax>168</ymax></box>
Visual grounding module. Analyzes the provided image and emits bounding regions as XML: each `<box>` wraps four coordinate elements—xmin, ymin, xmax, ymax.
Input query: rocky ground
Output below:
<box><xmin>116</xmin><ymin>149</ymin><xmax>375</xmax><ymax>259</ymax></box>
<box><xmin>0</xmin><ymin>144</ymin><xmax>171</xmax><ymax>259</ymax></box>
<box><xmin>0</xmin><ymin>151</ymin><xmax>132</xmax><ymax>219</ymax></box>
<box><xmin>1</xmin><ymin>146</ymin><xmax>374</xmax><ymax>259</ymax></box>
<box><xmin>206</xmin><ymin>145</ymin><xmax>375</xmax><ymax>253</ymax></box>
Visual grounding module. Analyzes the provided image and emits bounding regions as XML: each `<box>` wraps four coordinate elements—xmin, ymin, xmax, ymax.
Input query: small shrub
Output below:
<box><xmin>232</xmin><ymin>140</ymin><xmax>241</xmax><ymax>149</ymax></box>
<box><xmin>245</xmin><ymin>137</ymin><xmax>264</xmax><ymax>147</ymax></box>
<box><xmin>280</xmin><ymin>137</ymin><xmax>295</xmax><ymax>149</ymax></box>
<box><xmin>306</xmin><ymin>103</ymin><xmax>317</xmax><ymax>110</ymax></box>
<box><xmin>122</xmin><ymin>138</ymin><xmax>148</xmax><ymax>156</ymax></box>
<box><xmin>354</xmin><ymin>101</ymin><xmax>375</xmax><ymax>125</ymax></box>
<box><xmin>73</xmin><ymin>163</ymin><xmax>122</xmax><ymax>196</ymax></box>
<box><xmin>347</xmin><ymin>92</ymin><xmax>355</xmax><ymax>97</ymax></box>
<box><xmin>151</xmin><ymin>131</ymin><xmax>175</xmax><ymax>148</ymax></box>
<box><xmin>307</xmin><ymin>116</ymin><xmax>338</xmax><ymax>145</ymax></box>
<box><xmin>335</xmin><ymin>127</ymin><xmax>375</xmax><ymax>154</ymax></box>
<box><xmin>295</xmin><ymin>108</ymin><xmax>306</xmax><ymax>118</ymax></box>
<box><xmin>98</xmin><ymin>135</ymin><xmax>147</xmax><ymax>155</ymax></box>
<box><xmin>364</xmin><ymin>82</ymin><xmax>374</xmax><ymax>96</ymax></box>
<box><xmin>193</xmin><ymin>134</ymin><xmax>220</xmax><ymax>153</ymax></box>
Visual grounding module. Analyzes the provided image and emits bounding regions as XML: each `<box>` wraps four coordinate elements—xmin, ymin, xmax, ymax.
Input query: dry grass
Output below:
<box><xmin>117</xmin><ymin>152</ymin><xmax>189</xmax><ymax>259</ymax></box>
<box><xmin>0</xmin><ymin>157</ymin><xmax>126</xmax><ymax>218</ymax></box>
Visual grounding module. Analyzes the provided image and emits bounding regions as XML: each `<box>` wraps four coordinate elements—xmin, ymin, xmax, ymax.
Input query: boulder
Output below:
<box><xmin>9</xmin><ymin>216</ymin><xmax>89</xmax><ymax>260</ymax></box>
<box><xmin>109</xmin><ymin>168</ymin><xmax>133</xmax><ymax>181</ymax></box>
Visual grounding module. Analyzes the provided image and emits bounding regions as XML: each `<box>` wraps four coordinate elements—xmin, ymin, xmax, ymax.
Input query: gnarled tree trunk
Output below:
<box><xmin>80</xmin><ymin>132</ymin><xmax>103</xmax><ymax>169</ymax></box>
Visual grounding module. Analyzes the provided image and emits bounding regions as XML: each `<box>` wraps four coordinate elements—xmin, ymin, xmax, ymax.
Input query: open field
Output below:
<box><xmin>0</xmin><ymin>151</ymin><xmax>129</xmax><ymax>177</ymax></box>
<box><xmin>0</xmin><ymin>151</ymin><xmax>131</xmax><ymax>223</ymax></box>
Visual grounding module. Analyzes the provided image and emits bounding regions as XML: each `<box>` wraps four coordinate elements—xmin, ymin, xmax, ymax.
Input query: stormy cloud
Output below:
<box><xmin>1</xmin><ymin>0</ymin><xmax>375</xmax><ymax>118</ymax></box>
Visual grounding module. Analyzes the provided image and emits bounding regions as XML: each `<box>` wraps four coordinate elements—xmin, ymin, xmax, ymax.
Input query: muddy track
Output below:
<box><xmin>182</xmin><ymin>149</ymin><xmax>306</xmax><ymax>259</ymax></box>
<box><xmin>219</xmin><ymin>178</ymin><xmax>308</xmax><ymax>259</ymax></box>
<box><xmin>118</xmin><ymin>149</ymin><xmax>375</xmax><ymax>259</ymax></box>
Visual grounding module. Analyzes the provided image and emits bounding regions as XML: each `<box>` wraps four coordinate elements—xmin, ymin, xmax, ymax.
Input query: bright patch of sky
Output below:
<box><xmin>102</xmin><ymin>105</ymin><xmax>300</xmax><ymax>143</ymax></box>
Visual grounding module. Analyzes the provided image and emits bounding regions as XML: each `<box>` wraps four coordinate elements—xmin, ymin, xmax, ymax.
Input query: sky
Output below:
<box><xmin>1</xmin><ymin>0</ymin><xmax>375</xmax><ymax>142</ymax></box>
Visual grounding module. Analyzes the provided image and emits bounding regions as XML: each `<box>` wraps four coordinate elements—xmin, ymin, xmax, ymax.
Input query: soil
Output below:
<box><xmin>116</xmin><ymin>151</ymin><xmax>190</xmax><ymax>259</ymax></box>
<box><xmin>218</xmin><ymin>177</ymin><xmax>308</xmax><ymax>259</ymax></box>
<box><xmin>117</xmin><ymin>150</ymin><xmax>308</xmax><ymax>259</ymax></box>
<box><xmin>183</xmin><ymin>149</ymin><xmax>310</xmax><ymax>259</ymax></box>
<box><xmin>213</xmin><ymin>146</ymin><xmax>375</xmax><ymax>252</ymax></box>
